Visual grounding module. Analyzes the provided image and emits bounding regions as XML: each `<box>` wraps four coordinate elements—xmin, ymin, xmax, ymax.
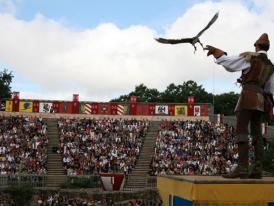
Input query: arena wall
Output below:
<box><xmin>0</xmin><ymin>111</ymin><xmax>209</xmax><ymax>121</ymax></box>
<box><xmin>209</xmin><ymin>114</ymin><xmax>274</xmax><ymax>140</ymax></box>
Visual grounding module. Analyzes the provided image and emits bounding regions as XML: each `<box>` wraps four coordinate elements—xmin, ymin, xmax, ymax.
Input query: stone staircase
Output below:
<box><xmin>124</xmin><ymin>121</ymin><xmax>160</xmax><ymax>189</ymax></box>
<box><xmin>46</xmin><ymin>118</ymin><xmax>66</xmax><ymax>187</ymax></box>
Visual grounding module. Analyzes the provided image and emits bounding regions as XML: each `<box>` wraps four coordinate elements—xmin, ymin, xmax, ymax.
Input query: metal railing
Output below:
<box><xmin>0</xmin><ymin>174</ymin><xmax>47</xmax><ymax>187</ymax></box>
<box><xmin>65</xmin><ymin>175</ymin><xmax>100</xmax><ymax>188</ymax></box>
<box><xmin>0</xmin><ymin>174</ymin><xmax>157</xmax><ymax>190</ymax></box>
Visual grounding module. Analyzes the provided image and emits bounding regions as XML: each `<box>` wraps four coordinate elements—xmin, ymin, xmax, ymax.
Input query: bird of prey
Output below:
<box><xmin>155</xmin><ymin>12</ymin><xmax>219</xmax><ymax>52</ymax></box>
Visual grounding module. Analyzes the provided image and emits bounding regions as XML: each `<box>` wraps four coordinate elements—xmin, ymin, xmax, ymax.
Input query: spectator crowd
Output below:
<box><xmin>150</xmin><ymin>120</ymin><xmax>238</xmax><ymax>176</ymax></box>
<box><xmin>58</xmin><ymin>118</ymin><xmax>149</xmax><ymax>176</ymax></box>
<box><xmin>0</xmin><ymin>116</ymin><xmax>48</xmax><ymax>175</ymax></box>
<box><xmin>0</xmin><ymin>115</ymin><xmax>245</xmax><ymax>178</ymax></box>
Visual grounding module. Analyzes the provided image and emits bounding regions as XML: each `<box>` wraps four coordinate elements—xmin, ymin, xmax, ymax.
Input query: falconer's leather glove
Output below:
<box><xmin>204</xmin><ymin>45</ymin><xmax>227</xmax><ymax>58</ymax></box>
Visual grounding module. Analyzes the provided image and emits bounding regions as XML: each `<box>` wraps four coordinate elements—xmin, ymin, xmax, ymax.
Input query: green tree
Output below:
<box><xmin>0</xmin><ymin>69</ymin><xmax>13</xmax><ymax>99</ymax></box>
<box><xmin>111</xmin><ymin>81</ymin><xmax>214</xmax><ymax>103</ymax></box>
<box><xmin>158</xmin><ymin>80</ymin><xmax>213</xmax><ymax>103</ymax></box>
<box><xmin>177</xmin><ymin>80</ymin><xmax>213</xmax><ymax>103</ymax></box>
<box><xmin>111</xmin><ymin>83</ymin><xmax>161</xmax><ymax>102</ymax></box>
<box><xmin>214</xmin><ymin>92</ymin><xmax>239</xmax><ymax>115</ymax></box>
<box><xmin>161</xmin><ymin>83</ymin><xmax>181</xmax><ymax>103</ymax></box>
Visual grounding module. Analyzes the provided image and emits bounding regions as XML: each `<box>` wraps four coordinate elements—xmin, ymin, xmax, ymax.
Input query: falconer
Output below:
<box><xmin>205</xmin><ymin>33</ymin><xmax>274</xmax><ymax>178</ymax></box>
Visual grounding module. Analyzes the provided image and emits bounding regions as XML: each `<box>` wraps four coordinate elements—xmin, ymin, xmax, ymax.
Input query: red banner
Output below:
<box><xmin>73</xmin><ymin>94</ymin><xmax>79</xmax><ymax>102</ymax></box>
<box><xmin>53</xmin><ymin>101</ymin><xmax>60</xmax><ymax>113</ymax></box>
<box><xmin>110</xmin><ymin>103</ymin><xmax>117</xmax><ymax>115</ymax></box>
<box><xmin>136</xmin><ymin>104</ymin><xmax>149</xmax><ymax>115</ymax></box>
<box><xmin>168</xmin><ymin>104</ymin><xmax>175</xmax><ymax>116</ymax></box>
<box><xmin>187</xmin><ymin>104</ymin><xmax>194</xmax><ymax>116</ymax></box>
<box><xmin>130</xmin><ymin>103</ymin><xmax>137</xmax><ymax>115</ymax></box>
<box><xmin>12</xmin><ymin>99</ymin><xmax>19</xmax><ymax>112</ymax></box>
<box><xmin>72</xmin><ymin>94</ymin><xmax>79</xmax><ymax>114</ymax></box>
<box><xmin>60</xmin><ymin>102</ymin><xmax>73</xmax><ymax>113</ymax></box>
<box><xmin>91</xmin><ymin>103</ymin><xmax>99</xmax><ymax>114</ymax></box>
<box><xmin>13</xmin><ymin>92</ymin><xmax>20</xmax><ymax>100</ymax></box>
<box><xmin>72</xmin><ymin>101</ymin><xmax>79</xmax><ymax>114</ymax></box>
<box><xmin>130</xmin><ymin>96</ymin><xmax>137</xmax><ymax>103</ymax></box>
<box><xmin>11</xmin><ymin>91</ymin><xmax>20</xmax><ymax>112</ymax></box>
<box><xmin>32</xmin><ymin>100</ymin><xmax>40</xmax><ymax>113</ymax></box>
<box><xmin>99</xmin><ymin>103</ymin><xmax>110</xmax><ymax>115</ymax></box>
<box><xmin>188</xmin><ymin>96</ymin><xmax>194</xmax><ymax>105</ymax></box>
<box><xmin>148</xmin><ymin>104</ymin><xmax>155</xmax><ymax>115</ymax></box>
<box><xmin>201</xmin><ymin>104</ymin><xmax>209</xmax><ymax>116</ymax></box>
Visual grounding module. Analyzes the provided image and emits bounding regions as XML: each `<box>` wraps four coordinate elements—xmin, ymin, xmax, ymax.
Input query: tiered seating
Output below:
<box><xmin>0</xmin><ymin>116</ymin><xmax>48</xmax><ymax>174</ymax></box>
<box><xmin>58</xmin><ymin>118</ymin><xmax>149</xmax><ymax>175</ymax></box>
<box><xmin>150</xmin><ymin>120</ymin><xmax>238</xmax><ymax>175</ymax></box>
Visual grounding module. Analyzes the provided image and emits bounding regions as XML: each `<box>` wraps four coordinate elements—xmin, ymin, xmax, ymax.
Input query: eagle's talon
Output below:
<box><xmin>198</xmin><ymin>41</ymin><xmax>204</xmax><ymax>49</ymax></box>
<box><xmin>193</xmin><ymin>45</ymin><xmax>197</xmax><ymax>53</ymax></box>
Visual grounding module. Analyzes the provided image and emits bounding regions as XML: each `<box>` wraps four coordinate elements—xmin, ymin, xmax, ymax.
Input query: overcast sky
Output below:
<box><xmin>0</xmin><ymin>0</ymin><xmax>274</xmax><ymax>101</ymax></box>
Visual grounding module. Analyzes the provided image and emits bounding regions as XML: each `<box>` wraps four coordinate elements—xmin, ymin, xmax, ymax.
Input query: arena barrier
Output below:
<box><xmin>0</xmin><ymin>175</ymin><xmax>47</xmax><ymax>187</ymax></box>
<box><xmin>157</xmin><ymin>175</ymin><xmax>274</xmax><ymax>206</ymax></box>
<box><xmin>0</xmin><ymin>174</ymin><xmax>157</xmax><ymax>190</ymax></box>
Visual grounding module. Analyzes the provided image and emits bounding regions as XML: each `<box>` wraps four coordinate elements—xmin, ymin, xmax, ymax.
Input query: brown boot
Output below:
<box><xmin>223</xmin><ymin>142</ymin><xmax>249</xmax><ymax>179</ymax></box>
<box><xmin>249</xmin><ymin>169</ymin><xmax>262</xmax><ymax>179</ymax></box>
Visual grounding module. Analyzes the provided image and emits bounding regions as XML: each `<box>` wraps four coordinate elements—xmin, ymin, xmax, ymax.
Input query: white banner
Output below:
<box><xmin>194</xmin><ymin>106</ymin><xmax>201</xmax><ymax>116</ymax></box>
<box><xmin>0</xmin><ymin>101</ymin><xmax>5</xmax><ymax>111</ymax></box>
<box><xmin>155</xmin><ymin>105</ymin><xmax>168</xmax><ymax>115</ymax></box>
<box><xmin>39</xmin><ymin>102</ymin><xmax>54</xmax><ymax>113</ymax></box>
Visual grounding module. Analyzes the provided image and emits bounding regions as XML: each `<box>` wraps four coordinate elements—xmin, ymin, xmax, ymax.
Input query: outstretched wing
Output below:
<box><xmin>195</xmin><ymin>12</ymin><xmax>219</xmax><ymax>38</ymax></box>
<box><xmin>154</xmin><ymin>37</ymin><xmax>193</xmax><ymax>44</ymax></box>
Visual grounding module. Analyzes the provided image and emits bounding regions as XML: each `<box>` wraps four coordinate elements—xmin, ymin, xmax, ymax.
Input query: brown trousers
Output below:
<box><xmin>236</xmin><ymin>109</ymin><xmax>264</xmax><ymax>172</ymax></box>
<box><xmin>236</xmin><ymin>109</ymin><xmax>263</xmax><ymax>143</ymax></box>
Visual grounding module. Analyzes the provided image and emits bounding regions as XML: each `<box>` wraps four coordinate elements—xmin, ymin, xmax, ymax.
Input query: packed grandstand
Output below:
<box><xmin>0</xmin><ymin>115</ymin><xmax>239</xmax><ymax>177</ymax></box>
<box><xmin>0</xmin><ymin>109</ymin><xmax>250</xmax><ymax>205</ymax></box>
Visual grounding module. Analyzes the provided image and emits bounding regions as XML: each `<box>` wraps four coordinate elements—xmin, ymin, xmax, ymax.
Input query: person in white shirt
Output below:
<box><xmin>205</xmin><ymin>33</ymin><xmax>274</xmax><ymax>178</ymax></box>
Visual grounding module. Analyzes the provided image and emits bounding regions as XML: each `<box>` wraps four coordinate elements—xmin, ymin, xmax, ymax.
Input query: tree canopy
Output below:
<box><xmin>213</xmin><ymin>92</ymin><xmax>239</xmax><ymax>115</ymax></box>
<box><xmin>111</xmin><ymin>80</ymin><xmax>214</xmax><ymax>103</ymax></box>
<box><xmin>0</xmin><ymin>69</ymin><xmax>13</xmax><ymax>99</ymax></box>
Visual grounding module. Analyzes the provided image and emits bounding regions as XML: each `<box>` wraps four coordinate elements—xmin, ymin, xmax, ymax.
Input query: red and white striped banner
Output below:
<box><xmin>117</xmin><ymin>104</ymin><xmax>124</xmax><ymax>115</ymax></box>
<box><xmin>84</xmin><ymin>104</ymin><xmax>92</xmax><ymax>114</ymax></box>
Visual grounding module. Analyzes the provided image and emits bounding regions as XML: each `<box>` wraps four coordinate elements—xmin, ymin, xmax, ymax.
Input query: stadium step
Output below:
<box><xmin>46</xmin><ymin>175</ymin><xmax>67</xmax><ymax>187</ymax></box>
<box><xmin>124</xmin><ymin>121</ymin><xmax>159</xmax><ymax>190</ymax></box>
<box><xmin>46</xmin><ymin>166</ymin><xmax>64</xmax><ymax>170</ymax></box>
<box><xmin>46</xmin><ymin>118</ymin><xmax>65</xmax><ymax>187</ymax></box>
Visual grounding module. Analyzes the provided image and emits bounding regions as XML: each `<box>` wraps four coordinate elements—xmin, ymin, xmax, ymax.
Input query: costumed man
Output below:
<box><xmin>205</xmin><ymin>33</ymin><xmax>274</xmax><ymax>178</ymax></box>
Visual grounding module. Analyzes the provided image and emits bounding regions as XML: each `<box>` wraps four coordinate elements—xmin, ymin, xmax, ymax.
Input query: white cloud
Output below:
<box><xmin>250</xmin><ymin>0</ymin><xmax>274</xmax><ymax>18</ymax></box>
<box><xmin>0</xmin><ymin>0</ymin><xmax>274</xmax><ymax>101</ymax></box>
<box><xmin>0</xmin><ymin>0</ymin><xmax>16</xmax><ymax>14</ymax></box>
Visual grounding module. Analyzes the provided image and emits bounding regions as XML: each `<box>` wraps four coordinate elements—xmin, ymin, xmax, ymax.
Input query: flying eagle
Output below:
<box><xmin>155</xmin><ymin>12</ymin><xmax>219</xmax><ymax>52</ymax></box>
